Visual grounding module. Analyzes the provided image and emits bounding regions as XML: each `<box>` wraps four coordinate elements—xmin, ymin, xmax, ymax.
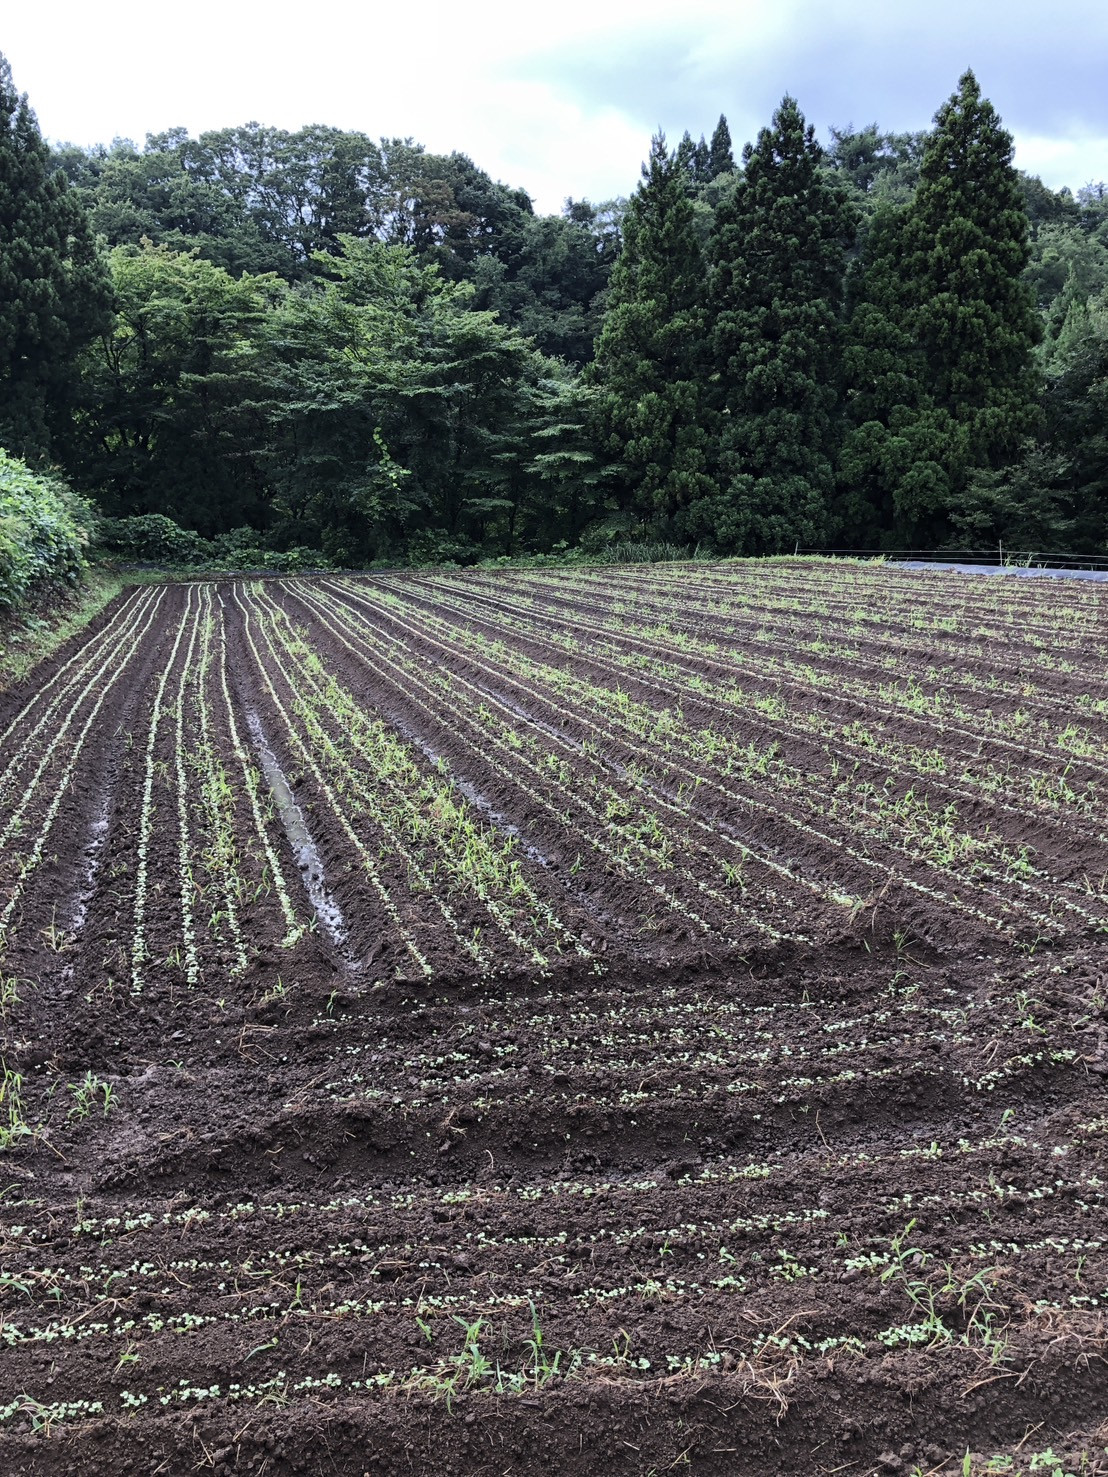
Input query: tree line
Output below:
<box><xmin>2</xmin><ymin>52</ymin><xmax>1107</xmax><ymax>563</ymax></box>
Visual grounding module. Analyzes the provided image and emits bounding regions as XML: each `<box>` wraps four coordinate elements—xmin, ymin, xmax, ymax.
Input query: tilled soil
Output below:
<box><xmin>0</xmin><ymin>565</ymin><xmax>1106</xmax><ymax>1477</ymax></box>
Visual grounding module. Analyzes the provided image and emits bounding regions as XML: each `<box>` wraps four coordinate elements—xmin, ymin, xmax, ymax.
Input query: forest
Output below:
<box><xmin>2</xmin><ymin>53</ymin><xmax>1107</xmax><ymax>566</ymax></box>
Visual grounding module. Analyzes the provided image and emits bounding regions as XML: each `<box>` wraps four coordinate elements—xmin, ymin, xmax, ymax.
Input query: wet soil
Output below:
<box><xmin>0</xmin><ymin>567</ymin><xmax>1105</xmax><ymax>1477</ymax></box>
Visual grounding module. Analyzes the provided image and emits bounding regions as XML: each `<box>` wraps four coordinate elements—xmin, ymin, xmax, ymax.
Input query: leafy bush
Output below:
<box><xmin>206</xmin><ymin>545</ymin><xmax>332</xmax><ymax>572</ymax></box>
<box><xmin>577</xmin><ymin>514</ymin><xmax>641</xmax><ymax>555</ymax></box>
<box><xmin>96</xmin><ymin>513</ymin><xmax>332</xmax><ymax>571</ymax></box>
<box><xmin>96</xmin><ymin>513</ymin><xmax>214</xmax><ymax>563</ymax></box>
<box><xmin>209</xmin><ymin>525</ymin><xmax>260</xmax><ymax>555</ymax></box>
<box><xmin>406</xmin><ymin>530</ymin><xmax>481</xmax><ymax>568</ymax></box>
<box><xmin>476</xmin><ymin>549</ymin><xmax>591</xmax><ymax>570</ymax></box>
<box><xmin>270</xmin><ymin>546</ymin><xmax>332</xmax><ymax>572</ymax></box>
<box><xmin>0</xmin><ymin>449</ymin><xmax>90</xmax><ymax>611</ymax></box>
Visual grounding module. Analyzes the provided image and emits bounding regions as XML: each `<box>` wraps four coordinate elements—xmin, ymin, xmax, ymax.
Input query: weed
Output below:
<box><xmin>67</xmin><ymin>1072</ymin><xmax>116</xmax><ymax>1121</ymax></box>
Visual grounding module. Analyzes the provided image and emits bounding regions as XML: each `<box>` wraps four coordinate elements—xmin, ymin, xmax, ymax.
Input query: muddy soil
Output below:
<box><xmin>0</xmin><ymin>566</ymin><xmax>1105</xmax><ymax>1477</ymax></box>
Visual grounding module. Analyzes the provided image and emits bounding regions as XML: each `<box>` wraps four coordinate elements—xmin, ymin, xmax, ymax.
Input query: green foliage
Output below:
<box><xmin>405</xmin><ymin>530</ymin><xmax>481</xmax><ymax>568</ymax></box>
<box><xmin>701</xmin><ymin>96</ymin><xmax>858</xmax><ymax>553</ymax></box>
<box><xmin>469</xmin><ymin>201</ymin><xmax>621</xmax><ymax>363</ymax></box>
<box><xmin>589</xmin><ymin>133</ymin><xmax>715</xmax><ymax>530</ymax></box>
<box><xmin>11</xmin><ymin>63</ymin><xmax>1104</xmax><ymax>563</ymax></box>
<box><xmin>839</xmin><ymin>71</ymin><xmax>1042</xmax><ymax>546</ymax></box>
<box><xmin>96</xmin><ymin>513</ymin><xmax>212</xmax><ymax>562</ymax></box>
<box><xmin>707</xmin><ymin>116</ymin><xmax>735</xmax><ymax>180</ymax></box>
<box><xmin>55</xmin><ymin>124</ymin><xmax>621</xmax><ymax>365</ymax></box>
<box><xmin>0</xmin><ymin>449</ymin><xmax>88</xmax><ymax>610</ymax></box>
<box><xmin>60</xmin><ymin>242</ymin><xmax>282</xmax><ymax>533</ymax></box>
<box><xmin>262</xmin><ymin>238</ymin><xmax>598</xmax><ymax>564</ymax></box>
<box><xmin>1030</xmin><ymin>222</ymin><xmax>1108</xmax><ymax>365</ymax></box>
<box><xmin>1018</xmin><ymin>284</ymin><xmax>1108</xmax><ymax>551</ymax></box>
<box><xmin>907</xmin><ymin>73</ymin><xmax>1041</xmax><ymax>451</ymax></box>
<box><xmin>0</xmin><ymin>54</ymin><xmax>112</xmax><ymax>459</ymax></box>
<box><xmin>950</xmin><ymin>445</ymin><xmax>1076</xmax><ymax>551</ymax></box>
<box><xmin>207</xmin><ymin>545</ymin><xmax>330</xmax><ymax>572</ymax></box>
<box><xmin>826</xmin><ymin>124</ymin><xmax>925</xmax><ymax>207</ymax></box>
<box><xmin>53</xmin><ymin>226</ymin><xmax>604</xmax><ymax>565</ymax></box>
<box><xmin>94</xmin><ymin>513</ymin><xmax>331</xmax><ymax>571</ymax></box>
<box><xmin>836</xmin><ymin>203</ymin><xmax>931</xmax><ymax>542</ymax></box>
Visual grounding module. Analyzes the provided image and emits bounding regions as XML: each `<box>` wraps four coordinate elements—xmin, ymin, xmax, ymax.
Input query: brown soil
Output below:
<box><xmin>0</xmin><ymin>566</ymin><xmax>1105</xmax><ymax>1477</ymax></box>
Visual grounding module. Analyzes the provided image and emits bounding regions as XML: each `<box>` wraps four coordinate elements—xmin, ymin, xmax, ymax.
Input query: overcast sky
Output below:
<box><xmin>4</xmin><ymin>0</ymin><xmax>1106</xmax><ymax>212</ymax></box>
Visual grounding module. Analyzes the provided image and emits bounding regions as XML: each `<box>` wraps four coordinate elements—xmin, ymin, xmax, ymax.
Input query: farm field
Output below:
<box><xmin>0</xmin><ymin>560</ymin><xmax>1106</xmax><ymax>1476</ymax></box>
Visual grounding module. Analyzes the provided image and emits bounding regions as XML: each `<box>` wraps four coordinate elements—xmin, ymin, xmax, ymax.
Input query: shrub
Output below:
<box><xmin>210</xmin><ymin>526</ymin><xmax>269</xmax><ymax>558</ymax></box>
<box><xmin>406</xmin><ymin>530</ymin><xmax>481</xmax><ymax>568</ymax></box>
<box><xmin>0</xmin><ymin>449</ymin><xmax>89</xmax><ymax>611</ymax></box>
<box><xmin>95</xmin><ymin>514</ymin><xmax>214</xmax><ymax>563</ymax></box>
<box><xmin>96</xmin><ymin>513</ymin><xmax>332</xmax><ymax>572</ymax></box>
<box><xmin>577</xmin><ymin>514</ymin><xmax>640</xmax><ymax>555</ymax></box>
<box><xmin>265</xmin><ymin>546</ymin><xmax>332</xmax><ymax>572</ymax></box>
<box><xmin>207</xmin><ymin>545</ymin><xmax>332</xmax><ymax>572</ymax></box>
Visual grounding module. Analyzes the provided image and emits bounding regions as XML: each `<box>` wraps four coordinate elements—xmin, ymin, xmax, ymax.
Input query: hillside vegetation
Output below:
<box><xmin>2</xmin><ymin>57</ymin><xmax>1107</xmax><ymax>566</ymax></box>
<box><xmin>0</xmin><ymin>449</ymin><xmax>88</xmax><ymax>611</ymax></box>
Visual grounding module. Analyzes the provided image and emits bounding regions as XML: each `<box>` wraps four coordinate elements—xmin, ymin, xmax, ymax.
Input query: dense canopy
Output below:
<box><xmin>1</xmin><ymin>54</ymin><xmax>1106</xmax><ymax>561</ymax></box>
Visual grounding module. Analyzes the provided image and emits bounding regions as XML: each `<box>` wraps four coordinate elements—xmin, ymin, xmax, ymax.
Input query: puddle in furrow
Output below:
<box><xmin>67</xmin><ymin>807</ymin><xmax>110</xmax><ymax>937</ymax></box>
<box><xmin>245</xmin><ymin>710</ymin><xmax>349</xmax><ymax>950</ymax></box>
<box><xmin>58</xmin><ymin>791</ymin><xmax>113</xmax><ymax>978</ymax></box>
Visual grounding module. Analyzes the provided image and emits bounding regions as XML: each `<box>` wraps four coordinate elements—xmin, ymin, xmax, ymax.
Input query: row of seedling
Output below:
<box><xmin>325</xmin><ymin>580</ymin><xmax>1064</xmax><ymax>944</ymax></box>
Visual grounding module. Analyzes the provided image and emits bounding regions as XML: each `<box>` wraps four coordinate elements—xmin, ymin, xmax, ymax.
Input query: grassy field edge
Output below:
<box><xmin>0</xmin><ymin>568</ymin><xmax>126</xmax><ymax>693</ymax></box>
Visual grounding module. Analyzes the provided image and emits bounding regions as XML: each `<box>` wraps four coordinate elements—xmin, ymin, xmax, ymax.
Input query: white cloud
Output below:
<box><xmin>3</xmin><ymin>0</ymin><xmax>673</xmax><ymax>207</ymax></box>
<box><xmin>2</xmin><ymin>0</ymin><xmax>1106</xmax><ymax>212</ymax></box>
<box><xmin>1013</xmin><ymin>133</ymin><xmax>1108</xmax><ymax>192</ymax></box>
<box><xmin>449</xmin><ymin>81</ymin><xmax>648</xmax><ymax>208</ymax></box>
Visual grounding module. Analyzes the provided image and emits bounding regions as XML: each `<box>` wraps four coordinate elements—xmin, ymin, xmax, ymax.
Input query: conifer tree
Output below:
<box><xmin>674</xmin><ymin>131</ymin><xmax>698</xmax><ymax>180</ymax></box>
<box><xmin>839</xmin><ymin>71</ymin><xmax>1041</xmax><ymax>543</ymax></box>
<box><xmin>707</xmin><ymin>115</ymin><xmax>734</xmax><ymax>178</ymax></box>
<box><xmin>904</xmin><ymin>71</ymin><xmax>1040</xmax><ymax>520</ymax></box>
<box><xmin>693</xmin><ymin>135</ymin><xmax>710</xmax><ymax>183</ymax></box>
<box><xmin>589</xmin><ymin>133</ymin><xmax>714</xmax><ymax>528</ymax></box>
<box><xmin>835</xmin><ymin>202</ymin><xmax>925</xmax><ymax>541</ymax></box>
<box><xmin>697</xmin><ymin>97</ymin><xmax>857</xmax><ymax>552</ymax></box>
<box><xmin>0</xmin><ymin>54</ymin><xmax>111</xmax><ymax>457</ymax></box>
